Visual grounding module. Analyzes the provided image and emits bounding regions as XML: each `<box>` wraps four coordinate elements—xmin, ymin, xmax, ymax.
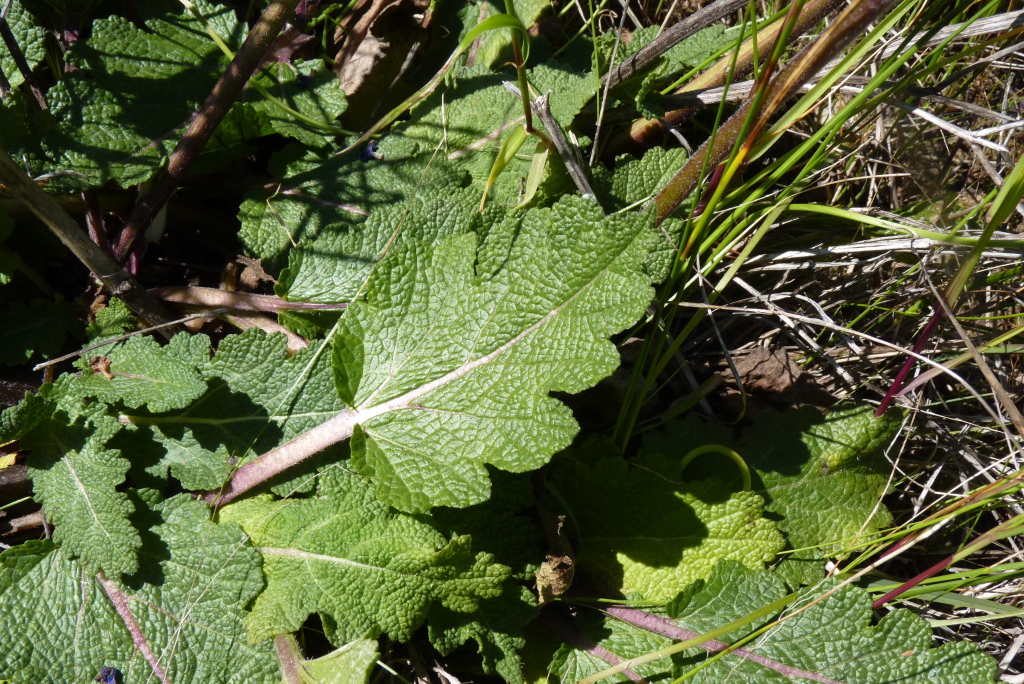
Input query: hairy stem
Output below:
<box><xmin>607</xmin><ymin>606</ymin><xmax>841</xmax><ymax>683</ymax></box>
<box><xmin>202</xmin><ymin>408</ymin><xmax>359</xmax><ymax>506</ymax></box>
<box><xmin>151</xmin><ymin>286</ymin><xmax>348</xmax><ymax>312</ymax></box>
<box><xmin>537</xmin><ymin>612</ymin><xmax>645</xmax><ymax>683</ymax></box>
<box><xmin>98</xmin><ymin>572</ymin><xmax>172</xmax><ymax>684</ymax></box>
<box><xmin>113</xmin><ymin>0</ymin><xmax>302</xmax><ymax>262</ymax></box>
<box><xmin>579</xmin><ymin>592</ymin><xmax>798</xmax><ymax>684</ymax></box>
<box><xmin>274</xmin><ymin>634</ymin><xmax>303</xmax><ymax>684</ymax></box>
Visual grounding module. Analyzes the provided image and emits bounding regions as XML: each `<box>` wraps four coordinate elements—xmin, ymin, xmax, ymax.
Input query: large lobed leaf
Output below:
<box><xmin>22</xmin><ymin>402</ymin><xmax>141</xmax><ymax>575</ymax></box>
<box><xmin>73</xmin><ymin>333</ymin><xmax>209</xmax><ymax>413</ymax></box>
<box><xmin>332</xmin><ymin>195</ymin><xmax>660</xmax><ymax>512</ymax></box>
<box><xmin>643</xmin><ymin>405</ymin><xmax>901</xmax><ymax>585</ymax></box>
<box><xmin>547</xmin><ymin>449</ymin><xmax>785</xmax><ymax>598</ymax></box>
<box><xmin>428</xmin><ymin>585</ymin><xmax>539</xmax><ymax>684</ymax></box>
<box><xmin>117</xmin><ymin>329</ymin><xmax>346</xmax><ymax>492</ymax></box>
<box><xmin>219</xmin><ymin>468</ymin><xmax>510</xmax><ymax>644</ymax></box>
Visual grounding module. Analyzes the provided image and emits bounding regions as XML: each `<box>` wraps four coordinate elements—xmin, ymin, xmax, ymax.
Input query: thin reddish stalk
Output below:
<box><xmin>872</xmin><ymin>556</ymin><xmax>956</xmax><ymax>609</ymax></box>
<box><xmin>607</xmin><ymin>606</ymin><xmax>841</xmax><ymax>683</ymax></box>
<box><xmin>538</xmin><ymin>612</ymin><xmax>646</xmax><ymax>683</ymax></box>
<box><xmin>874</xmin><ymin>309</ymin><xmax>945</xmax><ymax>416</ymax></box>
<box><xmin>98</xmin><ymin>573</ymin><xmax>172</xmax><ymax>684</ymax></box>
<box><xmin>873</xmin><ymin>513</ymin><xmax>1024</xmax><ymax>608</ymax></box>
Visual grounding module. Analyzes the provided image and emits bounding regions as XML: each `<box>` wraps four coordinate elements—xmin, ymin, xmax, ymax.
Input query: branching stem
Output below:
<box><xmin>0</xmin><ymin>148</ymin><xmax>182</xmax><ymax>336</ymax></box>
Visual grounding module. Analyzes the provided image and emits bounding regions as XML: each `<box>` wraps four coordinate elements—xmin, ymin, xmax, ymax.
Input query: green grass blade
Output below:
<box><xmin>339</xmin><ymin>14</ymin><xmax>529</xmax><ymax>154</ymax></box>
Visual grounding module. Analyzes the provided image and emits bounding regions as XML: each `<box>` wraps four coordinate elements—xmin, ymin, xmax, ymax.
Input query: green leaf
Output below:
<box><xmin>0</xmin><ymin>298</ymin><xmax>82</xmax><ymax>365</ymax></box>
<box><xmin>118</xmin><ymin>328</ymin><xmax>346</xmax><ymax>491</ymax></box>
<box><xmin>23</xmin><ymin>404</ymin><xmax>141</xmax><ymax>575</ymax></box>
<box><xmin>645</xmin><ymin>406</ymin><xmax>901</xmax><ymax>585</ymax></box>
<box><xmin>547</xmin><ymin>452</ymin><xmax>784</xmax><ymax>599</ymax></box>
<box><xmin>553</xmin><ymin>561</ymin><xmax>996</xmax><ymax>683</ymax></box>
<box><xmin>238</xmin><ymin>142</ymin><xmax>466</xmax><ymax>273</ymax></box>
<box><xmin>550</xmin><ymin>609</ymin><xmax>674</xmax><ymax>684</ymax></box>
<box><xmin>431</xmin><ymin>469</ymin><xmax>544</xmax><ymax>580</ymax></box>
<box><xmin>73</xmin><ymin>333</ymin><xmax>208</xmax><ymax>412</ymax></box>
<box><xmin>466</xmin><ymin>0</ymin><xmax>551</xmax><ymax>69</ymax></box>
<box><xmin>0</xmin><ymin>89</ymin><xmax>45</xmax><ymax>166</ymax></box>
<box><xmin>243</xmin><ymin>58</ymin><xmax>592</xmax><ymax>278</ymax></box>
<box><xmin>42</xmin><ymin>3</ymin><xmax>242</xmax><ymax>188</ymax></box>
<box><xmin>0</xmin><ymin>1</ymin><xmax>46</xmax><ymax>90</ymax></box>
<box><xmin>86</xmin><ymin>298</ymin><xmax>137</xmax><ymax>341</ymax></box>
<box><xmin>340</xmin><ymin>11</ymin><xmax>529</xmax><ymax>154</ymax></box>
<box><xmin>40</xmin><ymin>3</ymin><xmax>346</xmax><ymax>189</ymax></box>
<box><xmin>248</xmin><ymin>61</ymin><xmax>348</xmax><ymax>147</ymax></box>
<box><xmin>192</xmin><ymin>102</ymin><xmax>272</xmax><ymax>175</ymax></box>
<box><xmin>597</xmin><ymin>24</ymin><xmax>726</xmax><ymax>118</ymax></box>
<box><xmin>278</xmin><ymin>186</ymin><xmax>488</xmax><ymax>305</ymax></box>
<box><xmin>219</xmin><ymin>468</ymin><xmax>510</xmax><ymax>644</ymax></box>
<box><xmin>332</xmin><ymin>196</ymin><xmax>659</xmax><ymax>512</ymax></box>
<box><xmin>0</xmin><ymin>540</ymin><xmax>133</xmax><ymax>681</ymax></box>
<box><xmin>401</xmin><ymin>61</ymin><xmax>592</xmax><ymax>158</ymax></box>
<box><xmin>746</xmin><ymin>404</ymin><xmax>902</xmax><ymax>474</ymax></box>
<box><xmin>282</xmin><ymin>638</ymin><xmax>379</xmax><ymax>684</ymax></box>
<box><xmin>592</xmin><ymin>147</ymin><xmax>691</xmax><ymax>277</ymax></box>
<box><xmin>745</xmin><ymin>406</ymin><xmax>900</xmax><ymax>585</ymax></box>
<box><xmin>530</xmin><ymin>63</ymin><xmax>598</xmax><ymax>125</ymax></box>
<box><xmin>396</xmin><ymin>62</ymin><xmax>593</xmax><ymax>203</ymax></box>
<box><xmin>0</xmin><ymin>493</ymin><xmax>279</xmax><ymax>682</ymax></box>
<box><xmin>593</xmin><ymin>147</ymin><xmax>690</xmax><ymax>211</ymax></box>
<box><xmin>428</xmin><ymin>585</ymin><xmax>539</xmax><ymax>684</ymax></box>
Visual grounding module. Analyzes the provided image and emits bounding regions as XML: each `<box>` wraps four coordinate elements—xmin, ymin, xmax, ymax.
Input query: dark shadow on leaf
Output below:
<box><xmin>121</xmin><ymin>490</ymin><xmax>168</xmax><ymax>590</ymax></box>
<box><xmin>547</xmin><ymin>455</ymin><xmax>711</xmax><ymax>598</ymax></box>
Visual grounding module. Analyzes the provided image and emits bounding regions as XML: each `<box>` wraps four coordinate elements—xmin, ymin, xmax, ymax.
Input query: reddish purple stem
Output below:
<box><xmin>97</xmin><ymin>574</ymin><xmax>172</xmax><ymax>684</ymax></box>
<box><xmin>81</xmin><ymin>192</ymin><xmax>111</xmax><ymax>255</ymax></box>
<box><xmin>537</xmin><ymin>613</ymin><xmax>646</xmax><ymax>682</ymax></box>
<box><xmin>874</xmin><ymin>308</ymin><xmax>945</xmax><ymax>416</ymax></box>
<box><xmin>691</xmin><ymin>164</ymin><xmax>726</xmax><ymax>218</ymax></box>
<box><xmin>606</xmin><ymin>606</ymin><xmax>842</xmax><ymax>684</ymax></box>
<box><xmin>872</xmin><ymin>553</ymin><xmax>957</xmax><ymax>609</ymax></box>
